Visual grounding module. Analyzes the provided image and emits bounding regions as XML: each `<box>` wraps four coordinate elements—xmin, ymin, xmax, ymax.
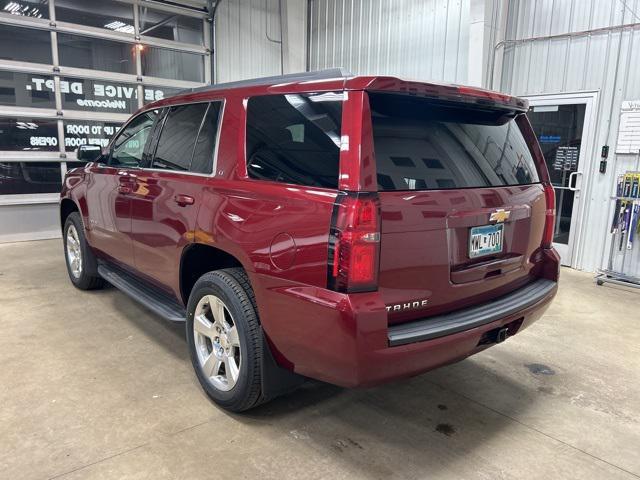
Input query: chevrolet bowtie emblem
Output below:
<box><xmin>490</xmin><ymin>209</ymin><xmax>511</xmax><ymax>223</ymax></box>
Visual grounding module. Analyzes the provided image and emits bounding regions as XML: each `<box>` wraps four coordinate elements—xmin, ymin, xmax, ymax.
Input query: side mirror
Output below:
<box><xmin>76</xmin><ymin>145</ymin><xmax>102</xmax><ymax>163</ymax></box>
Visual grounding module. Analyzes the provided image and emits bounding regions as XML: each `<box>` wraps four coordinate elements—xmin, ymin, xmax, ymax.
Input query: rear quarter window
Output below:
<box><xmin>369</xmin><ymin>92</ymin><xmax>540</xmax><ymax>191</ymax></box>
<box><xmin>245</xmin><ymin>92</ymin><xmax>343</xmax><ymax>189</ymax></box>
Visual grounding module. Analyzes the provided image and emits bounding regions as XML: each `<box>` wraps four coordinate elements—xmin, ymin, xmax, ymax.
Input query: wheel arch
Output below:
<box><xmin>60</xmin><ymin>198</ymin><xmax>80</xmax><ymax>231</ymax></box>
<box><xmin>180</xmin><ymin>242</ymin><xmax>251</xmax><ymax>306</ymax></box>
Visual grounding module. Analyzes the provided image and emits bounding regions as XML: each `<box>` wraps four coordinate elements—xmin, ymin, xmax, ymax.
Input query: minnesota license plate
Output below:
<box><xmin>469</xmin><ymin>224</ymin><xmax>504</xmax><ymax>258</ymax></box>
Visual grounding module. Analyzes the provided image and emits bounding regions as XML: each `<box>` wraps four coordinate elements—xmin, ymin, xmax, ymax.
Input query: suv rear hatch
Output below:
<box><xmin>367</xmin><ymin>91</ymin><xmax>551</xmax><ymax>325</ymax></box>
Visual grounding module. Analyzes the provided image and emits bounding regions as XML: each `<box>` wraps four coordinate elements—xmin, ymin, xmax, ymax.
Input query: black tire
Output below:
<box><xmin>63</xmin><ymin>212</ymin><xmax>104</xmax><ymax>290</ymax></box>
<box><xmin>186</xmin><ymin>268</ymin><xmax>264</xmax><ymax>412</ymax></box>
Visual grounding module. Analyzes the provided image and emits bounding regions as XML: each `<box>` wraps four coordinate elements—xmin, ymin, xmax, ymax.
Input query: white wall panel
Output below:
<box><xmin>309</xmin><ymin>0</ymin><xmax>469</xmax><ymax>83</ymax></box>
<box><xmin>499</xmin><ymin>0</ymin><xmax>640</xmax><ymax>274</ymax></box>
<box><xmin>214</xmin><ymin>0</ymin><xmax>283</xmax><ymax>83</ymax></box>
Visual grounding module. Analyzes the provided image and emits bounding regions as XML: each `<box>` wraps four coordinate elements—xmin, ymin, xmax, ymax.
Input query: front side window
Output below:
<box><xmin>369</xmin><ymin>93</ymin><xmax>540</xmax><ymax>191</ymax></box>
<box><xmin>110</xmin><ymin>110</ymin><xmax>158</xmax><ymax>167</ymax></box>
<box><xmin>246</xmin><ymin>92</ymin><xmax>343</xmax><ymax>189</ymax></box>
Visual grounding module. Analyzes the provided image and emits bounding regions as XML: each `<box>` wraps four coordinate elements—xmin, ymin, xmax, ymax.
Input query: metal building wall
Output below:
<box><xmin>215</xmin><ymin>0</ymin><xmax>284</xmax><ymax>82</ymax></box>
<box><xmin>499</xmin><ymin>0</ymin><xmax>640</xmax><ymax>274</ymax></box>
<box><xmin>308</xmin><ymin>0</ymin><xmax>470</xmax><ymax>83</ymax></box>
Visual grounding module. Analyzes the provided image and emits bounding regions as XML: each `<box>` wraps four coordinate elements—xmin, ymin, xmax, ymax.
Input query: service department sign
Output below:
<box><xmin>27</xmin><ymin>77</ymin><xmax>173</xmax><ymax>113</ymax></box>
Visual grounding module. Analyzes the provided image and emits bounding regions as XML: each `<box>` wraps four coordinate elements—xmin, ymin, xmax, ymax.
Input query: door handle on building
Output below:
<box><xmin>174</xmin><ymin>194</ymin><xmax>195</xmax><ymax>206</ymax></box>
<box><xmin>568</xmin><ymin>171</ymin><xmax>582</xmax><ymax>191</ymax></box>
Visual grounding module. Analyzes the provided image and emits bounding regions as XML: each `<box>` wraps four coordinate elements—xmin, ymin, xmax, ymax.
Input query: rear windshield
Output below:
<box><xmin>369</xmin><ymin>92</ymin><xmax>540</xmax><ymax>191</ymax></box>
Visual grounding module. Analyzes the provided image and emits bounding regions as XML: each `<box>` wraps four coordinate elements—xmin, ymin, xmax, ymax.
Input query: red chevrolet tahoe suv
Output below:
<box><xmin>60</xmin><ymin>69</ymin><xmax>559</xmax><ymax>412</ymax></box>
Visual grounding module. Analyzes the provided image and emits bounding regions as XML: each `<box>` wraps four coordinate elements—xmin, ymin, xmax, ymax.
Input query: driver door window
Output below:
<box><xmin>110</xmin><ymin>110</ymin><xmax>159</xmax><ymax>167</ymax></box>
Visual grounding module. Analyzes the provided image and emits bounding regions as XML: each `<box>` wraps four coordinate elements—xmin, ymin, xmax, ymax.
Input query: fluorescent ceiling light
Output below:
<box><xmin>3</xmin><ymin>1</ymin><xmax>43</xmax><ymax>18</ymax></box>
<box><xmin>104</xmin><ymin>20</ymin><xmax>135</xmax><ymax>34</ymax></box>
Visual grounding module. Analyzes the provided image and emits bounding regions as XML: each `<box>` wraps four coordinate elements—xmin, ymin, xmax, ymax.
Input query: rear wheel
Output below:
<box><xmin>63</xmin><ymin>212</ymin><xmax>104</xmax><ymax>290</ymax></box>
<box><xmin>186</xmin><ymin>268</ymin><xmax>264</xmax><ymax>412</ymax></box>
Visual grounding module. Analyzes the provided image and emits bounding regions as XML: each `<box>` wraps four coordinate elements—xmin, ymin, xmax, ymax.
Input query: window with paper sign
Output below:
<box><xmin>0</xmin><ymin>117</ymin><xmax>58</xmax><ymax>151</ymax></box>
<box><xmin>63</xmin><ymin>120</ymin><xmax>122</xmax><ymax>152</ymax></box>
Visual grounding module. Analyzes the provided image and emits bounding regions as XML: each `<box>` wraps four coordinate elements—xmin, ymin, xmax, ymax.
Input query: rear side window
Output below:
<box><xmin>246</xmin><ymin>92</ymin><xmax>343</xmax><ymax>189</ymax></box>
<box><xmin>153</xmin><ymin>103</ymin><xmax>209</xmax><ymax>172</ymax></box>
<box><xmin>191</xmin><ymin>102</ymin><xmax>222</xmax><ymax>174</ymax></box>
<box><xmin>369</xmin><ymin>93</ymin><xmax>540</xmax><ymax>191</ymax></box>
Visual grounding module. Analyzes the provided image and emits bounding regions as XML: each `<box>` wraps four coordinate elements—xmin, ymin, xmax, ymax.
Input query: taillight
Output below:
<box><xmin>542</xmin><ymin>184</ymin><xmax>556</xmax><ymax>248</ymax></box>
<box><xmin>327</xmin><ymin>192</ymin><xmax>381</xmax><ymax>293</ymax></box>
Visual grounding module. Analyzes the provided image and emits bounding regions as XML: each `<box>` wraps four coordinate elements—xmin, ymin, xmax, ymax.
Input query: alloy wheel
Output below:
<box><xmin>193</xmin><ymin>294</ymin><xmax>241</xmax><ymax>392</ymax></box>
<box><xmin>66</xmin><ymin>225</ymin><xmax>83</xmax><ymax>279</ymax></box>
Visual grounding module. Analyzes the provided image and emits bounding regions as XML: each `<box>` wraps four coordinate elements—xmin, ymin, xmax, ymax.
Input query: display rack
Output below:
<box><xmin>595</xmin><ymin>168</ymin><xmax>640</xmax><ymax>289</ymax></box>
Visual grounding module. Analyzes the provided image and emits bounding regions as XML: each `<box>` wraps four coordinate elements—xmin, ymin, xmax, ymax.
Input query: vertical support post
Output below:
<box><xmin>468</xmin><ymin>0</ymin><xmax>507</xmax><ymax>89</ymax></box>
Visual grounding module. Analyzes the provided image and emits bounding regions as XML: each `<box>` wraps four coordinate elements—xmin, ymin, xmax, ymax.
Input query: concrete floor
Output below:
<box><xmin>1</xmin><ymin>239</ymin><xmax>639</xmax><ymax>480</ymax></box>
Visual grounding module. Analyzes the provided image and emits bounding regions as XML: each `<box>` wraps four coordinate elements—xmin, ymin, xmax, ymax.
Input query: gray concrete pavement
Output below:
<box><xmin>1</xmin><ymin>239</ymin><xmax>639</xmax><ymax>480</ymax></box>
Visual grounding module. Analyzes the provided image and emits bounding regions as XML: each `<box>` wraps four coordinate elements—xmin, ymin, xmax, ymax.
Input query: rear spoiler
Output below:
<box><xmin>349</xmin><ymin>77</ymin><xmax>528</xmax><ymax>113</ymax></box>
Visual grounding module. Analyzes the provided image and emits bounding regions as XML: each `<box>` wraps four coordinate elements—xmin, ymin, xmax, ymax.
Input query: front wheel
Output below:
<box><xmin>63</xmin><ymin>212</ymin><xmax>104</xmax><ymax>290</ymax></box>
<box><xmin>186</xmin><ymin>268</ymin><xmax>264</xmax><ymax>412</ymax></box>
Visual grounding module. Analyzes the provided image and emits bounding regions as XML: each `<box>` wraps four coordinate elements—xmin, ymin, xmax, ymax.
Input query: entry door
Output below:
<box><xmin>84</xmin><ymin>164</ymin><xmax>135</xmax><ymax>267</ymax></box>
<box><xmin>526</xmin><ymin>94</ymin><xmax>596</xmax><ymax>266</ymax></box>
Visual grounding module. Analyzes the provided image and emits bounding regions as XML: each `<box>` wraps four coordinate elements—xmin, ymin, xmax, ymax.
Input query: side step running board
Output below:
<box><xmin>98</xmin><ymin>263</ymin><xmax>186</xmax><ymax>322</ymax></box>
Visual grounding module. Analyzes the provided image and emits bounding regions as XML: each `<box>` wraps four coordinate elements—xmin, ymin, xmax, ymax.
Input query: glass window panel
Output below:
<box><xmin>61</xmin><ymin>77</ymin><xmax>139</xmax><ymax>114</ymax></box>
<box><xmin>246</xmin><ymin>93</ymin><xmax>343</xmax><ymax>189</ymax></box>
<box><xmin>1</xmin><ymin>0</ymin><xmax>48</xmax><ymax>19</ymax></box>
<box><xmin>141</xmin><ymin>46</ymin><xmax>204</xmax><ymax>82</ymax></box>
<box><xmin>0</xmin><ymin>24</ymin><xmax>52</xmax><ymax>63</ymax></box>
<box><xmin>369</xmin><ymin>93</ymin><xmax>540</xmax><ymax>191</ymax></box>
<box><xmin>143</xmin><ymin>85</ymin><xmax>182</xmax><ymax>105</ymax></box>
<box><xmin>63</xmin><ymin>120</ymin><xmax>122</xmax><ymax>152</ymax></box>
<box><xmin>0</xmin><ymin>116</ymin><xmax>58</xmax><ymax>151</ymax></box>
<box><xmin>139</xmin><ymin>7</ymin><xmax>204</xmax><ymax>44</ymax></box>
<box><xmin>55</xmin><ymin>0</ymin><xmax>134</xmax><ymax>34</ymax></box>
<box><xmin>152</xmin><ymin>103</ymin><xmax>208</xmax><ymax>172</ymax></box>
<box><xmin>110</xmin><ymin>110</ymin><xmax>158</xmax><ymax>167</ymax></box>
<box><xmin>190</xmin><ymin>102</ymin><xmax>222</xmax><ymax>174</ymax></box>
<box><xmin>0</xmin><ymin>162</ymin><xmax>62</xmax><ymax>195</ymax></box>
<box><xmin>0</xmin><ymin>72</ymin><xmax>55</xmax><ymax>108</ymax></box>
<box><xmin>58</xmin><ymin>33</ymin><xmax>136</xmax><ymax>74</ymax></box>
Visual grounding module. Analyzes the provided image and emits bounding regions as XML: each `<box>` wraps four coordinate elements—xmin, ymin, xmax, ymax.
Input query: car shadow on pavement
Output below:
<box><xmin>236</xmin><ymin>358</ymin><xmax>536</xmax><ymax>478</ymax></box>
<box><xmin>102</xmin><ymin>283</ymin><xmax>538</xmax><ymax>478</ymax></box>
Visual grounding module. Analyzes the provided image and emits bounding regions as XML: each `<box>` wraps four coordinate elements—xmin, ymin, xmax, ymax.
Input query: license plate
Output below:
<box><xmin>469</xmin><ymin>224</ymin><xmax>504</xmax><ymax>258</ymax></box>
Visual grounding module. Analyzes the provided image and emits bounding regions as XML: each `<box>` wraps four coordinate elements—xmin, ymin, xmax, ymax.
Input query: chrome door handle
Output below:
<box><xmin>568</xmin><ymin>171</ymin><xmax>582</xmax><ymax>191</ymax></box>
<box><xmin>174</xmin><ymin>194</ymin><xmax>195</xmax><ymax>206</ymax></box>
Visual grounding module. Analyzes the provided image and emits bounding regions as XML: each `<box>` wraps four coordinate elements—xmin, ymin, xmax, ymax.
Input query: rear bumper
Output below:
<box><xmin>388</xmin><ymin>278</ymin><xmax>555</xmax><ymax>346</ymax></box>
<box><xmin>254</xmin><ymin>274</ymin><xmax>557</xmax><ymax>388</ymax></box>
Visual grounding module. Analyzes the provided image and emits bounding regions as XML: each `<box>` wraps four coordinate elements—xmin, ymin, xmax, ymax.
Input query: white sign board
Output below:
<box><xmin>616</xmin><ymin>100</ymin><xmax>640</xmax><ymax>154</ymax></box>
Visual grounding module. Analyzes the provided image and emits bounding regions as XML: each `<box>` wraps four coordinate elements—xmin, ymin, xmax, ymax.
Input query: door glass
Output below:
<box><xmin>152</xmin><ymin>103</ymin><xmax>208</xmax><ymax>172</ymax></box>
<box><xmin>110</xmin><ymin>110</ymin><xmax>158</xmax><ymax>167</ymax></box>
<box><xmin>527</xmin><ymin>104</ymin><xmax>585</xmax><ymax>245</ymax></box>
<box><xmin>190</xmin><ymin>102</ymin><xmax>222</xmax><ymax>174</ymax></box>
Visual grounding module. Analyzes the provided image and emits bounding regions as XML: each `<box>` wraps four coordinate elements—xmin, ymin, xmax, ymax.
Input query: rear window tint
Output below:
<box><xmin>369</xmin><ymin>93</ymin><xmax>540</xmax><ymax>191</ymax></box>
<box><xmin>246</xmin><ymin>92</ymin><xmax>343</xmax><ymax>189</ymax></box>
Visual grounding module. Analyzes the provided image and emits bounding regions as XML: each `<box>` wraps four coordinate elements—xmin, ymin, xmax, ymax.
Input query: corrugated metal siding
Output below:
<box><xmin>308</xmin><ymin>0</ymin><xmax>469</xmax><ymax>83</ymax></box>
<box><xmin>500</xmin><ymin>0</ymin><xmax>640</xmax><ymax>274</ymax></box>
<box><xmin>215</xmin><ymin>0</ymin><xmax>283</xmax><ymax>83</ymax></box>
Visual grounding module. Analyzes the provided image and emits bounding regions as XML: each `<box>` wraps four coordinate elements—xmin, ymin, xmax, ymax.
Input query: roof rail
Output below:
<box><xmin>180</xmin><ymin>68</ymin><xmax>353</xmax><ymax>95</ymax></box>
